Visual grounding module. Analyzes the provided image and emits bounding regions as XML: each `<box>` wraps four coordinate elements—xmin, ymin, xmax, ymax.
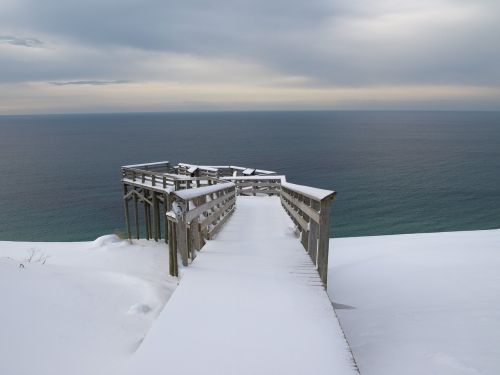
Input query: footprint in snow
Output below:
<box><xmin>128</xmin><ymin>303</ymin><xmax>153</xmax><ymax>315</ymax></box>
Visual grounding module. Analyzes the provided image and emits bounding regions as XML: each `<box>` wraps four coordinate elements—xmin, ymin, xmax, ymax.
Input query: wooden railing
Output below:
<box><xmin>122</xmin><ymin>161</ymin><xmax>173</xmax><ymax>173</ymax></box>
<box><xmin>280</xmin><ymin>182</ymin><xmax>336</xmax><ymax>285</ymax></box>
<box><xmin>166</xmin><ymin>182</ymin><xmax>236</xmax><ymax>276</ymax></box>
<box><xmin>122</xmin><ymin>167</ymin><xmax>219</xmax><ymax>190</ymax></box>
<box><xmin>221</xmin><ymin>175</ymin><xmax>283</xmax><ymax>196</ymax></box>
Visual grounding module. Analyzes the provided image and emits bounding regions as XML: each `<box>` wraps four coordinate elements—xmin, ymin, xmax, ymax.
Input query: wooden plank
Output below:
<box><xmin>280</xmin><ymin>198</ymin><xmax>308</xmax><ymax>231</ymax></box>
<box><xmin>184</xmin><ymin>191</ymin><xmax>235</xmax><ymax>222</ymax></box>
<box><xmin>207</xmin><ymin>206</ymin><xmax>235</xmax><ymax>240</ymax></box>
<box><xmin>233</xmin><ymin>181</ymin><xmax>281</xmax><ymax>188</ymax></box>
<box><xmin>281</xmin><ymin>190</ymin><xmax>320</xmax><ymax>223</ymax></box>
<box><xmin>199</xmin><ymin>197</ymin><xmax>236</xmax><ymax>230</ymax></box>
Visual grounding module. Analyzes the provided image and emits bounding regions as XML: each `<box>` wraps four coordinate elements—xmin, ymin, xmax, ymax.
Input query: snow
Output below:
<box><xmin>178</xmin><ymin>163</ymin><xmax>219</xmax><ymax>172</ymax></box>
<box><xmin>2</xmin><ymin>197</ymin><xmax>499</xmax><ymax>375</ymax></box>
<box><xmin>329</xmin><ymin>229</ymin><xmax>500</xmax><ymax>375</ymax></box>
<box><xmin>122</xmin><ymin>196</ymin><xmax>357</xmax><ymax>375</ymax></box>
<box><xmin>242</xmin><ymin>168</ymin><xmax>256</xmax><ymax>175</ymax></box>
<box><xmin>0</xmin><ymin>236</ymin><xmax>177</xmax><ymax>375</ymax></box>
<box><xmin>222</xmin><ymin>175</ymin><xmax>285</xmax><ymax>181</ymax></box>
<box><xmin>281</xmin><ymin>181</ymin><xmax>335</xmax><ymax>201</ymax></box>
<box><xmin>122</xmin><ymin>160</ymin><xmax>170</xmax><ymax>168</ymax></box>
<box><xmin>173</xmin><ymin>181</ymin><xmax>235</xmax><ymax>200</ymax></box>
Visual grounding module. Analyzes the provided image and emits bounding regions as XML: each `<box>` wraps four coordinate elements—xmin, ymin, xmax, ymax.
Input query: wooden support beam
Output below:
<box><xmin>134</xmin><ymin>190</ymin><xmax>140</xmax><ymax>240</ymax></box>
<box><xmin>144</xmin><ymin>197</ymin><xmax>150</xmax><ymax>240</ymax></box>
<box><xmin>147</xmin><ymin>202</ymin><xmax>152</xmax><ymax>239</ymax></box>
<box><xmin>176</xmin><ymin>219</ymin><xmax>189</xmax><ymax>266</ymax></box>
<box><xmin>317</xmin><ymin>199</ymin><xmax>332</xmax><ymax>286</ymax></box>
<box><xmin>168</xmin><ymin>220</ymin><xmax>178</xmax><ymax>276</ymax></box>
<box><xmin>123</xmin><ymin>185</ymin><xmax>132</xmax><ymax>240</ymax></box>
<box><xmin>164</xmin><ymin>194</ymin><xmax>169</xmax><ymax>243</ymax></box>
<box><xmin>308</xmin><ymin>221</ymin><xmax>319</xmax><ymax>265</ymax></box>
<box><xmin>153</xmin><ymin>193</ymin><xmax>159</xmax><ymax>242</ymax></box>
<box><xmin>156</xmin><ymin>194</ymin><xmax>161</xmax><ymax>239</ymax></box>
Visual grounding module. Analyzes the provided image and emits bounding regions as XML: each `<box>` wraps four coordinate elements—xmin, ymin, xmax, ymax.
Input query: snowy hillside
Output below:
<box><xmin>0</xmin><ymin>236</ymin><xmax>177</xmax><ymax>375</ymax></box>
<box><xmin>1</xmin><ymin>229</ymin><xmax>499</xmax><ymax>375</ymax></box>
<box><xmin>329</xmin><ymin>229</ymin><xmax>500</xmax><ymax>375</ymax></box>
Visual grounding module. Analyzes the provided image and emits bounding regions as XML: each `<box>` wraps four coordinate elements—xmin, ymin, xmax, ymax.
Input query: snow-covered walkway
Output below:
<box><xmin>123</xmin><ymin>196</ymin><xmax>357</xmax><ymax>375</ymax></box>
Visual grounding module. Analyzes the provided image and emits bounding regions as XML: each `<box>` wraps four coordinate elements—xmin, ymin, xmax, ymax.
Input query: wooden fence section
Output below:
<box><xmin>167</xmin><ymin>183</ymin><xmax>236</xmax><ymax>275</ymax></box>
<box><xmin>221</xmin><ymin>175</ymin><xmax>283</xmax><ymax>196</ymax></box>
<box><xmin>280</xmin><ymin>182</ymin><xmax>336</xmax><ymax>285</ymax></box>
<box><xmin>122</xmin><ymin>161</ymin><xmax>336</xmax><ymax>286</ymax></box>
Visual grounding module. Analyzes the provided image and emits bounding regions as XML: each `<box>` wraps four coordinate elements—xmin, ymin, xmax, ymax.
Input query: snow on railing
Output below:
<box><xmin>280</xmin><ymin>182</ymin><xmax>336</xmax><ymax>285</ymax></box>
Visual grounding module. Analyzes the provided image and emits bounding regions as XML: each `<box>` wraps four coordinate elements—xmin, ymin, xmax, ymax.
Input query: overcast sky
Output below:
<box><xmin>1</xmin><ymin>0</ymin><xmax>499</xmax><ymax>114</ymax></box>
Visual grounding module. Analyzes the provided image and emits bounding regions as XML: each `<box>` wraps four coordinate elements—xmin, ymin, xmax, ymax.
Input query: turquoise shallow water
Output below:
<box><xmin>0</xmin><ymin>111</ymin><xmax>499</xmax><ymax>241</ymax></box>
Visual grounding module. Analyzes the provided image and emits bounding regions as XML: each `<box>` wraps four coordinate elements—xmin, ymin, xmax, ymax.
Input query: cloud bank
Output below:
<box><xmin>0</xmin><ymin>0</ymin><xmax>499</xmax><ymax>113</ymax></box>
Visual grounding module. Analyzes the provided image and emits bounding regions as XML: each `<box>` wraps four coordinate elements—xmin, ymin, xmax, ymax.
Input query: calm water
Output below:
<box><xmin>0</xmin><ymin>111</ymin><xmax>499</xmax><ymax>241</ymax></box>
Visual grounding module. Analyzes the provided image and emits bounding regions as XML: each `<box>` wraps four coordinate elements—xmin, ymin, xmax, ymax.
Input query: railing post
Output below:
<box><xmin>123</xmin><ymin>184</ymin><xmax>132</xmax><ymax>240</ymax></box>
<box><xmin>164</xmin><ymin>193</ymin><xmax>170</xmax><ymax>243</ymax></box>
<box><xmin>301</xmin><ymin>196</ymin><xmax>310</xmax><ymax>251</ymax></box>
<box><xmin>153</xmin><ymin>193</ymin><xmax>159</xmax><ymax>242</ymax></box>
<box><xmin>134</xmin><ymin>189</ymin><xmax>139</xmax><ymax>239</ymax></box>
<box><xmin>317</xmin><ymin>198</ymin><xmax>332</xmax><ymax>286</ymax></box>
<box><xmin>177</xmin><ymin>219</ymin><xmax>189</xmax><ymax>266</ymax></box>
<box><xmin>173</xmin><ymin>199</ymin><xmax>189</xmax><ymax>267</ymax></box>
<box><xmin>167</xmin><ymin>210</ymin><xmax>178</xmax><ymax>277</ymax></box>
<box><xmin>191</xmin><ymin>220</ymin><xmax>202</xmax><ymax>251</ymax></box>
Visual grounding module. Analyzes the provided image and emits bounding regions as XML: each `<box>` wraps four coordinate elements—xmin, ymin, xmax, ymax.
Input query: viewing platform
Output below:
<box><xmin>121</xmin><ymin>161</ymin><xmax>357</xmax><ymax>374</ymax></box>
<box><xmin>121</xmin><ymin>161</ymin><xmax>336</xmax><ymax>285</ymax></box>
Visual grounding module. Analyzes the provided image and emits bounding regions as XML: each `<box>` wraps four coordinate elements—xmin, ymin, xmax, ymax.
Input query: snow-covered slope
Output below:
<box><xmin>2</xmin><ymin>222</ymin><xmax>499</xmax><ymax>375</ymax></box>
<box><xmin>329</xmin><ymin>229</ymin><xmax>500</xmax><ymax>375</ymax></box>
<box><xmin>0</xmin><ymin>236</ymin><xmax>177</xmax><ymax>375</ymax></box>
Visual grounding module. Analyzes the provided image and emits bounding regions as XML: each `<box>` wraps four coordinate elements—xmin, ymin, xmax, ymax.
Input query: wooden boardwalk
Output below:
<box><xmin>122</xmin><ymin>161</ymin><xmax>336</xmax><ymax>286</ymax></box>
<box><xmin>123</xmin><ymin>196</ymin><xmax>358</xmax><ymax>375</ymax></box>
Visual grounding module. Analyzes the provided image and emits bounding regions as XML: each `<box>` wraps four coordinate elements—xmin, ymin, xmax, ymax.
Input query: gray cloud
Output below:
<box><xmin>0</xmin><ymin>35</ymin><xmax>43</xmax><ymax>47</ymax></box>
<box><xmin>49</xmin><ymin>80</ymin><xmax>130</xmax><ymax>86</ymax></box>
<box><xmin>0</xmin><ymin>0</ymin><xmax>499</xmax><ymax>95</ymax></box>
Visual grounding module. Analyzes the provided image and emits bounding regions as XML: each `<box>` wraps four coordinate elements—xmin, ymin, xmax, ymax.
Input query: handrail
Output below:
<box><xmin>280</xmin><ymin>182</ymin><xmax>336</xmax><ymax>285</ymax></box>
<box><xmin>222</xmin><ymin>175</ymin><xmax>283</xmax><ymax>196</ymax></box>
<box><xmin>122</xmin><ymin>167</ymin><xmax>220</xmax><ymax>190</ymax></box>
<box><xmin>166</xmin><ymin>182</ymin><xmax>236</xmax><ymax>273</ymax></box>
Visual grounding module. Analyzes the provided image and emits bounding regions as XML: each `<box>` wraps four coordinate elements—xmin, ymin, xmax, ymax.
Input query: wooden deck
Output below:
<box><xmin>122</xmin><ymin>161</ymin><xmax>336</xmax><ymax>286</ymax></box>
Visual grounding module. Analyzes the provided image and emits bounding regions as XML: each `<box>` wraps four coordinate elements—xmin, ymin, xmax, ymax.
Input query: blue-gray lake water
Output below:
<box><xmin>0</xmin><ymin>111</ymin><xmax>499</xmax><ymax>241</ymax></box>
